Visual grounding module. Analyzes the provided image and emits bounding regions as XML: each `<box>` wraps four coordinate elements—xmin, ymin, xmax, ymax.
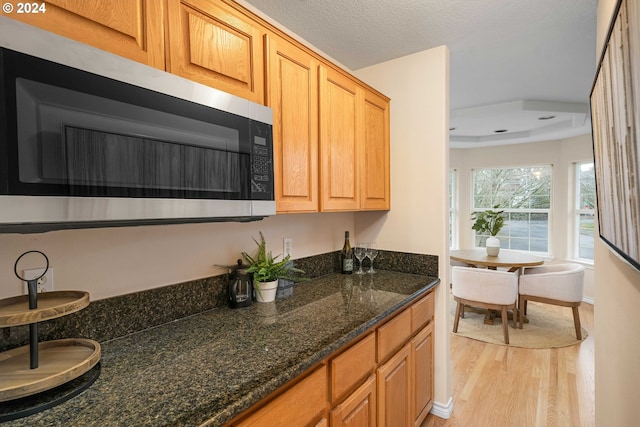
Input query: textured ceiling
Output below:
<box><xmin>240</xmin><ymin>0</ymin><xmax>598</xmax><ymax>148</ymax></box>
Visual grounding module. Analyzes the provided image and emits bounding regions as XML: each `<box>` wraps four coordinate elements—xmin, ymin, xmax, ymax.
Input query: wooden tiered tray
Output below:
<box><xmin>0</xmin><ymin>291</ymin><xmax>90</xmax><ymax>327</ymax></box>
<box><xmin>0</xmin><ymin>290</ymin><xmax>101</xmax><ymax>404</ymax></box>
<box><xmin>0</xmin><ymin>338</ymin><xmax>101</xmax><ymax>402</ymax></box>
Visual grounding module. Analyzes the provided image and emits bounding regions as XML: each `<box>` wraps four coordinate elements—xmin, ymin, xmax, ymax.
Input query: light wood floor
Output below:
<box><xmin>422</xmin><ymin>302</ymin><xmax>595</xmax><ymax>427</ymax></box>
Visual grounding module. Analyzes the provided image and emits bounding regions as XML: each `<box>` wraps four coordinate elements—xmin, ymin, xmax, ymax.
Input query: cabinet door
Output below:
<box><xmin>319</xmin><ymin>66</ymin><xmax>362</xmax><ymax>211</ymax></box>
<box><xmin>330</xmin><ymin>375</ymin><xmax>377</xmax><ymax>427</ymax></box>
<box><xmin>361</xmin><ymin>89</ymin><xmax>390</xmax><ymax>210</ymax></box>
<box><xmin>377</xmin><ymin>344</ymin><xmax>411</xmax><ymax>427</ymax></box>
<box><xmin>411</xmin><ymin>322</ymin><xmax>434</xmax><ymax>427</ymax></box>
<box><xmin>6</xmin><ymin>0</ymin><xmax>165</xmax><ymax>69</ymax></box>
<box><xmin>266</xmin><ymin>35</ymin><xmax>319</xmax><ymax>213</ymax></box>
<box><xmin>166</xmin><ymin>0</ymin><xmax>264</xmax><ymax>103</ymax></box>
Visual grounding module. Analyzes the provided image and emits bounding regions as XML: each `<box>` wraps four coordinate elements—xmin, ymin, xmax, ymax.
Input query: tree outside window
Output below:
<box><xmin>576</xmin><ymin>162</ymin><xmax>595</xmax><ymax>261</ymax></box>
<box><xmin>472</xmin><ymin>166</ymin><xmax>552</xmax><ymax>253</ymax></box>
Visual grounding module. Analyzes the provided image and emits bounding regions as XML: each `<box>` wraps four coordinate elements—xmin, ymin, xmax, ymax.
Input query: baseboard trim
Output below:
<box><xmin>583</xmin><ymin>296</ymin><xmax>594</xmax><ymax>305</ymax></box>
<box><xmin>430</xmin><ymin>396</ymin><xmax>454</xmax><ymax>419</ymax></box>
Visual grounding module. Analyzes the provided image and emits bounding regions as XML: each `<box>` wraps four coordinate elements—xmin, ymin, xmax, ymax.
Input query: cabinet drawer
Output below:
<box><xmin>411</xmin><ymin>292</ymin><xmax>434</xmax><ymax>334</ymax></box>
<box><xmin>235</xmin><ymin>365</ymin><xmax>327</xmax><ymax>427</ymax></box>
<box><xmin>330</xmin><ymin>333</ymin><xmax>375</xmax><ymax>403</ymax></box>
<box><xmin>377</xmin><ymin>309</ymin><xmax>411</xmax><ymax>363</ymax></box>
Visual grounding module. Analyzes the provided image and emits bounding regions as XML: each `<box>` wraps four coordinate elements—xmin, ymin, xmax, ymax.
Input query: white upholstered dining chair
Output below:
<box><xmin>518</xmin><ymin>263</ymin><xmax>585</xmax><ymax>340</ymax></box>
<box><xmin>452</xmin><ymin>266</ymin><xmax>520</xmax><ymax>344</ymax></box>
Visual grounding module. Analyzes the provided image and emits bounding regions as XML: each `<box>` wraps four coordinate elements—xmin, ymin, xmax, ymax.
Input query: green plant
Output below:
<box><xmin>241</xmin><ymin>232</ymin><xmax>305</xmax><ymax>284</ymax></box>
<box><xmin>471</xmin><ymin>205</ymin><xmax>505</xmax><ymax>236</ymax></box>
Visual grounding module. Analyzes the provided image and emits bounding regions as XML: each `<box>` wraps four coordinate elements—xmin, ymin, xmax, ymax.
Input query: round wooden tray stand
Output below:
<box><xmin>0</xmin><ymin>289</ymin><xmax>102</xmax><ymax>404</ymax></box>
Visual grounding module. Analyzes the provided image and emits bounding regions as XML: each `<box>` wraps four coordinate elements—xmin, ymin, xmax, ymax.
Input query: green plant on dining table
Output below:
<box><xmin>471</xmin><ymin>205</ymin><xmax>505</xmax><ymax>237</ymax></box>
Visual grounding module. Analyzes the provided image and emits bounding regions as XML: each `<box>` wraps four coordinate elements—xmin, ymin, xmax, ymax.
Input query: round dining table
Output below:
<box><xmin>450</xmin><ymin>248</ymin><xmax>544</xmax><ymax>326</ymax></box>
<box><xmin>450</xmin><ymin>248</ymin><xmax>544</xmax><ymax>272</ymax></box>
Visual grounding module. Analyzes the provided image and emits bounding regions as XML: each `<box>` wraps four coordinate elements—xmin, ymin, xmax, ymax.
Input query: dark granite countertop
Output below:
<box><xmin>3</xmin><ymin>271</ymin><xmax>439</xmax><ymax>427</ymax></box>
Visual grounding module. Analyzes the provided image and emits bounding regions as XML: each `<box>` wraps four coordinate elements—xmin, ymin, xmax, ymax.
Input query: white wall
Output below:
<box><xmin>0</xmin><ymin>213</ymin><xmax>354</xmax><ymax>301</ymax></box>
<box><xmin>450</xmin><ymin>134</ymin><xmax>595</xmax><ymax>300</ymax></box>
<box><xmin>595</xmin><ymin>0</ymin><xmax>640</xmax><ymax>424</ymax></box>
<box><xmin>355</xmin><ymin>46</ymin><xmax>453</xmax><ymax>416</ymax></box>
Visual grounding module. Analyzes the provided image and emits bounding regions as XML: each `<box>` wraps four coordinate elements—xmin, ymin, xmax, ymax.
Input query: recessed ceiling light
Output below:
<box><xmin>494</xmin><ymin>129</ymin><xmax>508</xmax><ymax>133</ymax></box>
<box><xmin>538</xmin><ymin>115</ymin><xmax>556</xmax><ymax>120</ymax></box>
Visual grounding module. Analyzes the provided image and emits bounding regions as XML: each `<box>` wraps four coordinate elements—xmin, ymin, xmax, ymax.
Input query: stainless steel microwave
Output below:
<box><xmin>0</xmin><ymin>17</ymin><xmax>274</xmax><ymax>233</ymax></box>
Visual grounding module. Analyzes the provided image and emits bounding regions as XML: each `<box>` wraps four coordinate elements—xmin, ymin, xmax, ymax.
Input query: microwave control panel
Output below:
<box><xmin>251</xmin><ymin>134</ymin><xmax>273</xmax><ymax>197</ymax></box>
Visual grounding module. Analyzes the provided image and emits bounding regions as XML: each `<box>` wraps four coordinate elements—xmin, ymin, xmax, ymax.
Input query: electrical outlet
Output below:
<box><xmin>283</xmin><ymin>237</ymin><xmax>293</xmax><ymax>258</ymax></box>
<box><xmin>22</xmin><ymin>267</ymin><xmax>54</xmax><ymax>294</ymax></box>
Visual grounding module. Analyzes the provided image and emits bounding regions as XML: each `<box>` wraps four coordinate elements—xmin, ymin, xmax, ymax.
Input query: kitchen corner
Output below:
<box><xmin>1</xmin><ymin>251</ymin><xmax>439</xmax><ymax>426</ymax></box>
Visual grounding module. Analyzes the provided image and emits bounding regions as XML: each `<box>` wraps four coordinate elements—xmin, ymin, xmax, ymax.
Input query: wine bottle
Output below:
<box><xmin>341</xmin><ymin>231</ymin><xmax>353</xmax><ymax>274</ymax></box>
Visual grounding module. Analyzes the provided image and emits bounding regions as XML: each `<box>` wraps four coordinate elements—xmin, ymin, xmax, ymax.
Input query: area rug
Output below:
<box><xmin>450</xmin><ymin>299</ymin><xmax>588</xmax><ymax>348</ymax></box>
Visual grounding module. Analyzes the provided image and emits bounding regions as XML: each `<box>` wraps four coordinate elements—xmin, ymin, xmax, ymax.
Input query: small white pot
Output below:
<box><xmin>255</xmin><ymin>279</ymin><xmax>278</xmax><ymax>303</ymax></box>
<box><xmin>486</xmin><ymin>236</ymin><xmax>501</xmax><ymax>256</ymax></box>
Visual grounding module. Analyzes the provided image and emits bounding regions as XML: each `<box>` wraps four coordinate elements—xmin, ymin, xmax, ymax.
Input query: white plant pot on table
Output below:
<box><xmin>486</xmin><ymin>236</ymin><xmax>501</xmax><ymax>256</ymax></box>
<box><xmin>254</xmin><ymin>279</ymin><xmax>278</xmax><ymax>302</ymax></box>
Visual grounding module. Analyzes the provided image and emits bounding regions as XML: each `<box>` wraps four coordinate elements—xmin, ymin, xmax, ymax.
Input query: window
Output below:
<box><xmin>575</xmin><ymin>162</ymin><xmax>595</xmax><ymax>261</ymax></box>
<box><xmin>472</xmin><ymin>166</ymin><xmax>552</xmax><ymax>253</ymax></box>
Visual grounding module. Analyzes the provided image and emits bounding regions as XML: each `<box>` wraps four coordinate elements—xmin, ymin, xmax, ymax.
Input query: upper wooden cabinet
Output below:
<box><xmin>165</xmin><ymin>0</ymin><xmax>265</xmax><ymax>103</ymax></box>
<box><xmin>266</xmin><ymin>35</ymin><xmax>319</xmax><ymax>213</ymax></box>
<box><xmin>362</xmin><ymin>89</ymin><xmax>391</xmax><ymax>210</ymax></box>
<box><xmin>318</xmin><ymin>66</ymin><xmax>390</xmax><ymax>212</ymax></box>
<box><xmin>9</xmin><ymin>0</ymin><xmax>390</xmax><ymax>213</ymax></box>
<box><xmin>5</xmin><ymin>0</ymin><xmax>165</xmax><ymax>69</ymax></box>
<box><xmin>319</xmin><ymin>65</ymin><xmax>363</xmax><ymax>212</ymax></box>
<box><xmin>270</xmin><ymin>50</ymin><xmax>389</xmax><ymax>214</ymax></box>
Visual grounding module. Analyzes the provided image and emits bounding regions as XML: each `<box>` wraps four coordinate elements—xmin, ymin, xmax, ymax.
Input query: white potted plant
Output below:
<box><xmin>241</xmin><ymin>232</ymin><xmax>305</xmax><ymax>302</ymax></box>
<box><xmin>471</xmin><ymin>205</ymin><xmax>505</xmax><ymax>256</ymax></box>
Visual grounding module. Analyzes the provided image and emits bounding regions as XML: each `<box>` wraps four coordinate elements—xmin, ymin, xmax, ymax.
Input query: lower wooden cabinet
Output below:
<box><xmin>330</xmin><ymin>333</ymin><xmax>376</xmax><ymax>403</ymax></box>
<box><xmin>411</xmin><ymin>322</ymin><xmax>434</xmax><ymax>427</ymax></box>
<box><xmin>330</xmin><ymin>375</ymin><xmax>377</xmax><ymax>427</ymax></box>
<box><xmin>234</xmin><ymin>365</ymin><xmax>327</xmax><ymax>427</ymax></box>
<box><xmin>375</xmin><ymin>320</ymin><xmax>434</xmax><ymax>427</ymax></box>
<box><xmin>230</xmin><ymin>289</ymin><xmax>435</xmax><ymax>427</ymax></box>
<box><xmin>377</xmin><ymin>308</ymin><xmax>411</xmax><ymax>363</ymax></box>
<box><xmin>377</xmin><ymin>344</ymin><xmax>411</xmax><ymax>427</ymax></box>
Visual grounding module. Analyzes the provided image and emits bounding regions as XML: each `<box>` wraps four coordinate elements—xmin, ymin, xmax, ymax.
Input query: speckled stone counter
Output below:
<box><xmin>3</xmin><ymin>271</ymin><xmax>439</xmax><ymax>427</ymax></box>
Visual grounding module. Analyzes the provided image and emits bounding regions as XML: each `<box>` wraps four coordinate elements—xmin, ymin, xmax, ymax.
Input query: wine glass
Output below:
<box><xmin>354</xmin><ymin>244</ymin><xmax>366</xmax><ymax>274</ymax></box>
<box><xmin>365</xmin><ymin>243</ymin><xmax>378</xmax><ymax>274</ymax></box>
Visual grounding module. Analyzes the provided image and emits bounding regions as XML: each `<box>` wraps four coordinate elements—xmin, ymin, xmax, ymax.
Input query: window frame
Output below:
<box><xmin>573</xmin><ymin>160</ymin><xmax>596</xmax><ymax>263</ymax></box>
<box><xmin>471</xmin><ymin>165</ymin><xmax>553</xmax><ymax>255</ymax></box>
